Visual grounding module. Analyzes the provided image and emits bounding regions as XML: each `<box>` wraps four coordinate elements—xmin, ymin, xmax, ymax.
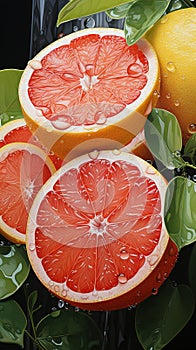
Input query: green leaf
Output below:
<box><xmin>183</xmin><ymin>133</ymin><xmax>196</xmax><ymax>166</ymax></box>
<box><xmin>0</xmin><ymin>299</ymin><xmax>27</xmax><ymax>347</ymax></box>
<box><xmin>0</xmin><ymin>245</ymin><xmax>30</xmax><ymax>300</ymax></box>
<box><xmin>57</xmin><ymin>0</ymin><xmax>132</xmax><ymax>26</ymax></box>
<box><xmin>135</xmin><ymin>280</ymin><xmax>195</xmax><ymax>350</ymax></box>
<box><xmin>124</xmin><ymin>0</ymin><xmax>171</xmax><ymax>45</ymax></box>
<box><xmin>144</xmin><ymin>108</ymin><xmax>183</xmax><ymax>169</ymax></box>
<box><xmin>36</xmin><ymin>309</ymin><xmax>103</xmax><ymax>350</ymax></box>
<box><xmin>164</xmin><ymin>176</ymin><xmax>196</xmax><ymax>250</ymax></box>
<box><xmin>106</xmin><ymin>2</ymin><xmax>134</xmax><ymax>19</ymax></box>
<box><xmin>188</xmin><ymin>243</ymin><xmax>196</xmax><ymax>297</ymax></box>
<box><xmin>27</xmin><ymin>290</ymin><xmax>39</xmax><ymax>314</ymax></box>
<box><xmin>0</xmin><ymin>69</ymin><xmax>23</xmax><ymax>125</ymax></box>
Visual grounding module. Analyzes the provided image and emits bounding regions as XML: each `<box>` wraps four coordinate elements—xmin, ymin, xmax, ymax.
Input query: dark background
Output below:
<box><xmin>0</xmin><ymin>1</ymin><xmax>196</xmax><ymax>349</ymax></box>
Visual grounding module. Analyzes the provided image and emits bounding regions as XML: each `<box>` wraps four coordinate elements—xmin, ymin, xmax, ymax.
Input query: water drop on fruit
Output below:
<box><xmin>145</xmin><ymin>165</ymin><xmax>156</xmax><ymax>175</ymax></box>
<box><xmin>95</xmin><ymin>111</ymin><xmax>107</xmax><ymax>125</ymax></box>
<box><xmin>88</xmin><ymin>149</ymin><xmax>100</xmax><ymax>159</ymax></box>
<box><xmin>28</xmin><ymin>60</ymin><xmax>42</xmax><ymax>70</ymax></box>
<box><xmin>119</xmin><ymin>249</ymin><xmax>129</xmax><ymax>260</ymax></box>
<box><xmin>50</xmin><ymin>115</ymin><xmax>71</xmax><ymax>130</ymax></box>
<box><xmin>58</xmin><ymin>299</ymin><xmax>64</xmax><ymax>308</ymax></box>
<box><xmin>174</xmin><ymin>99</ymin><xmax>180</xmax><ymax>107</ymax></box>
<box><xmin>112</xmin><ymin>148</ymin><xmax>121</xmax><ymax>156</ymax></box>
<box><xmin>84</xmin><ymin>17</ymin><xmax>96</xmax><ymax>28</ymax></box>
<box><xmin>29</xmin><ymin>243</ymin><xmax>35</xmax><ymax>251</ymax></box>
<box><xmin>118</xmin><ymin>273</ymin><xmax>128</xmax><ymax>284</ymax></box>
<box><xmin>187</xmin><ymin>123</ymin><xmax>196</xmax><ymax>134</ymax></box>
<box><xmin>163</xmin><ymin>272</ymin><xmax>168</xmax><ymax>279</ymax></box>
<box><xmin>156</xmin><ymin>273</ymin><xmax>162</xmax><ymax>283</ymax></box>
<box><xmin>61</xmin><ymin>289</ymin><xmax>67</xmax><ymax>297</ymax></box>
<box><xmin>92</xmin><ymin>290</ymin><xmax>98</xmax><ymax>297</ymax></box>
<box><xmin>127</xmin><ymin>63</ymin><xmax>143</xmax><ymax>77</ymax></box>
<box><xmin>152</xmin><ymin>287</ymin><xmax>158</xmax><ymax>295</ymax></box>
<box><xmin>166</xmin><ymin>92</ymin><xmax>171</xmax><ymax>99</ymax></box>
<box><xmin>166</xmin><ymin>61</ymin><xmax>176</xmax><ymax>73</ymax></box>
<box><xmin>54</xmin><ymin>285</ymin><xmax>60</xmax><ymax>292</ymax></box>
<box><xmin>85</xmin><ymin>64</ymin><xmax>94</xmax><ymax>76</ymax></box>
<box><xmin>147</xmin><ymin>254</ymin><xmax>159</xmax><ymax>267</ymax></box>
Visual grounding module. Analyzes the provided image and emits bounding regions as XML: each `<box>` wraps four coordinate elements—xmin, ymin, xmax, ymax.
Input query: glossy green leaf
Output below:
<box><xmin>57</xmin><ymin>0</ymin><xmax>132</xmax><ymax>26</ymax></box>
<box><xmin>166</xmin><ymin>0</ymin><xmax>195</xmax><ymax>13</ymax></box>
<box><xmin>183</xmin><ymin>133</ymin><xmax>196</xmax><ymax>166</ymax></box>
<box><xmin>106</xmin><ymin>1</ymin><xmax>134</xmax><ymax>19</ymax></box>
<box><xmin>188</xmin><ymin>243</ymin><xmax>196</xmax><ymax>297</ymax></box>
<box><xmin>27</xmin><ymin>290</ymin><xmax>40</xmax><ymax>314</ymax></box>
<box><xmin>164</xmin><ymin>176</ymin><xmax>196</xmax><ymax>250</ymax></box>
<box><xmin>0</xmin><ymin>299</ymin><xmax>27</xmax><ymax>347</ymax></box>
<box><xmin>144</xmin><ymin>108</ymin><xmax>183</xmax><ymax>169</ymax></box>
<box><xmin>135</xmin><ymin>280</ymin><xmax>195</xmax><ymax>350</ymax></box>
<box><xmin>124</xmin><ymin>0</ymin><xmax>171</xmax><ymax>45</ymax></box>
<box><xmin>0</xmin><ymin>69</ymin><xmax>23</xmax><ymax>125</ymax></box>
<box><xmin>36</xmin><ymin>309</ymin><xmax>103</xmax><ymax>349</ymax></box>
<box><xmin>0</xmin><ymin>245</ymin><xmax>30</xmax><ymax>300</ymax></box>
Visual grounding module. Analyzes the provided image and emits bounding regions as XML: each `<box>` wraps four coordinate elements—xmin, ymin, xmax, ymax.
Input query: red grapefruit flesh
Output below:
<box><xmin>19</xmin><ymin>28</ymin><xmax>160</xmax><ymax>160</ymax></box>
<box><xmin>26</xmin><ymin>150</ymin><xmax>178</xmax><ymax>310</ymax></box>
<box><xmin>0</xmin><ymin>142</ymin><xmax>56</xmax><ymax>243</ymax></box>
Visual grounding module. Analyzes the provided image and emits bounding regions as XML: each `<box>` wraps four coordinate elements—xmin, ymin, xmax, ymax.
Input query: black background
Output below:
<box><xmin>0</xmin><ymin>1</ymin><xmax>196</xmax><ymax>349</ymax></box>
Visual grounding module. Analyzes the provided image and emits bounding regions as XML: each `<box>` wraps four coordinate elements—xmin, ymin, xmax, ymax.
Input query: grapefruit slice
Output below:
<box><xmin>0</xmin><ymin>142</ymin><xmax>56</xmax><ymax>244</ymax></box>
<box><xmin>0</xmin><ymin>119</ymin><xmax>62</xmax><ymax>169</ymax></box>
<box><xmin>26</xmin><ymin>150</ymin><xmax>178</xmax><ymax>311</ymax></box>
<box><xmin>19</xmin><ymin>28</ymin><xmax>160</xmax><ymax>160</ymax></box>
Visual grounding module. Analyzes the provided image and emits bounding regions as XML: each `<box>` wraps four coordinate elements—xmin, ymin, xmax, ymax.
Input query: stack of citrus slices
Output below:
<box><xmin>0</xmin><ymin>28</ymin><xmax>178</xmax><ymax>311</ymax></box>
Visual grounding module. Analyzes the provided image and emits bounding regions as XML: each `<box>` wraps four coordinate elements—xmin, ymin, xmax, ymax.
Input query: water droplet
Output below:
<box><xmin>166</xmin><ymin>92</ymin><xmax>171</xmax><ymax>99</ymax></box>
<box><xmin>88</xmin><ymin>149</ymin><xmax>100</xmax><ymax>160</ymax></box>
<box><xmin>58</xmin><ymin>300</ymin><xmax>64</xmax><ymax>308</ymax></box>
<box><xmin>118</xmin><ymin>274</ymin><xmax>128</xmax><ymax>284</ymax></box>
<box><xmin>95</xmin><ymin>111</ymin><xmax>107</xmax><ymax>125</ymax></box>
<box><xmin>81</xmin><ymin>295</ymin><xmax>89</xmax><ymax>300</ymax></box>
<box><xmin>61</xmin><ymin>289</ymin><xmax>67</xmax><ymax>297</ymax></box>
<box><xmin>153</xmin><ymin>90</ymin><xmax>158</xmax><ymax>97</ymax></box>
<box><xmin>92</xmin><ymin>290</ymin><xmax>98</xmax><ymax>297</ymax></box>
<box><xmin>156</xmin><ymin>273</ymin><xmax>162</xmax><ymax>283</ymax></box>
<box><xmin>166</xmin><ymin>62</ymin><xmax>176</xmax><ymax>73</ymax></box>
<box><xmin>187</xmin><ymin>123</ymin><xmax>196</xmax><ymax>134</ymax></box>
<box><xmin>74</xmin><ymin>307</ymin><xmax>80</xmax><ymax>312</ymax></box>
<box><xmin>163</xmin><ymin>272</ymin><xmax>168</xmax><ymax>279</ymax></box>
<box><xmin>51</xmin><ymin>310</ymin><xmax>60</xmax><ymax>318</ymax></box>
<box><xmin>168</xmin><ymin>246</ymin><xmax>175</xmax><ymax>256</ymax></box>
<box><xmin>127</xmin><ymin>63</ymin><xmax>143</xmax><ymax>77</ymax></box>
<box><xmin>192</xmin><ymin>175</ymin><xmax>196</xmax><ymax>182</ymax></box>
<box><xmin>186</xmin><ymin>231</ymin><xmax>194</xmax><ymax>241</ymax></box>
<box><xmin>147</xmin><ymin>254</ymin><xmax>159</xmax><ymax>267</ymax></box>
<box><xmin>54</xmin><ymin>285</ymin><xmax>60</xmax><ymax>292</ymax></box>
<box><xmin>145</xmin><ymin>165</ymin><xmax>157</xmax><ymax>175</ymax></box>
<box><xmin>174</xmin><ymin>99</ymin><xmax>180</xmax><ymax>107</ymax></box>
<box><xmin>50</xmin><ymin>115</ymin><xmax>71</xmax><ymax>130</ymax></box>
<box><xmin>112</xmin><ymin>148</ymin><xmax>121</xmax><ymax>156</ymax></box>
<box><xmin>160</xmin><ymin>15</ymin><xmax>168</xmax><ymax>23</ymax></box>
<box><xmin>28</xmin><ymin>60</ymin><xmax>42</xmax><ymax>70</ymax></box>
<box><xmin>58</xmin><ymin>32</ymin><xmax>65</xmax><ymax>39</ymax></box>
<box><xmin>119</xmin><ymin>249</ymin><xmax>129</xmax><ymax>260</ymax></box>
<box><xmin>181</xmin><ymin>75</ymin><xmax>185</xmax><ymax>80</ymax></box>
<box><xmin>137</xmin><ymin>291</ymin><xmax>142</xmax><ymax>297</ymax></box>
<box><xmin>172</xmin><ymin>280</ymin><xmax>178</xmax><ymax>288</ymax></box>
<box><xmin>73</xmin><ymin>25</ymin><xmax>79</xmax><ymax>32</ymax></box>
<box><xmin>84</xmin><ymin>17</ymin><xmax>95</xmax><ymax>28</ymax></box>
<box><xmin>152</xmin><ymin>287</ymin><xmax>158</xmax><ymax>295</ymax></box>
<box><xmin>29</xmin><ymin>243</ymin><xmax>35</xmax><ymax>251</ymax></box>
<box><xmin>85</xmin><ymin>64</ymin><xmax>94</xmax><ymax>76</ymax></box>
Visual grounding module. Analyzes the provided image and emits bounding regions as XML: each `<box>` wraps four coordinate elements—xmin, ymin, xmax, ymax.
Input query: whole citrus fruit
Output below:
<box><xmin>18</xmin><ymin>28</ymin><xmax>160</xmax><ymax>161</ymax></box>
<box><xmin>146</xmin><ymin>8</ymin><xmax>196</xmax><ymax>145</ymax></box>
<box><xmin>26</xmin><ymin>150</ymin><xmax>178</xmax><ymax>311</ymax></box>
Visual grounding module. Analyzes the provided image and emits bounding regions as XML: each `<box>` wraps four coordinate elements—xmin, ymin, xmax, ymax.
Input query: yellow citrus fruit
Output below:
<box><xmin>18</xmin><ymin>28</ymin><xmax>160</xmax><ymax>161</ymax></box>
<box><xmin>146</xmin><ymin>8</ymin><xmax>196</xmax><ymax>145</ymax></box>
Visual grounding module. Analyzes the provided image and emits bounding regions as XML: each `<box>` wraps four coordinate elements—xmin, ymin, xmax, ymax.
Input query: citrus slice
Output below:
<box><xmin>26</xmin><ymin>150</ymin><xmax>178</xmax><ymax>311</ymax></box>
<box><xmin>0</xmin><ymin>142</ymin><xmax>56</xmax><ymax>244</ymax></box>
<box><xmin>19</xmin><ymin>28</ymin><xmax>160</xmax><ymax>160</ymax></box>
<box><xmin>0</xmin><ymin>119</ymin><xmax>62</xmax><ymax>169</ymax></box>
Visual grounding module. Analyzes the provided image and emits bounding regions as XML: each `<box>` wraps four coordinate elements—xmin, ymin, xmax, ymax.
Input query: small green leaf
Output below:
<box><xmin>0</xmin><ymin>299</ymin><xmax>27</xmax><ymax>347</ymax></box>
<box><xmin>135</xmin><ymin>280</ymin><xmax>195</xmax><ymax>350</ymax></box>
<box><xmin>144</xmin><ymin>108</ymin><xmax>183</xmax><ymax>169</ymax></box>
<box><xmin>0</xmin><ymin>245</ymin><xmax>30</xmax><ymax>300</ymax></box>
<box><xmin>164</xmin><ymin>177</ymin><xmax>196</xmax><ymax>250</ymax></box>
<box><xmin>27</xmin><ymin>290</ymin><xmax>39</xmax><ymax>314</ymax></box>
<box><xmin>188</xmin><ymin>243</ymin><xmax>196</xmax><ymax>297</ymax></box>
<box><xmin>106</xmin><ymin>2</ymin><xmax>134</xmax><ymax>19</ymax></box>
<box><xmin>124</xmin><ymin>0</ymin><xmax>171</xmax><ymax>45</ymax></box>
<box><xmin>0</xmin><ymin>69</ymin><xmax>23</xmax><ymax>125</ymax></box>
<box><xmin>36</xmin><ymin>309</ymin><xmax>103</xmax><ymax>350</ymax></box>
<box><xmin>57</xmin><ymin>0</ymin><xmax>132</xmax><ymax>26</ymax></box>
<box><xmin>183</xmin><ymin>133</ymin><xmax>196</xmax><ymax>166</ymax></box>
